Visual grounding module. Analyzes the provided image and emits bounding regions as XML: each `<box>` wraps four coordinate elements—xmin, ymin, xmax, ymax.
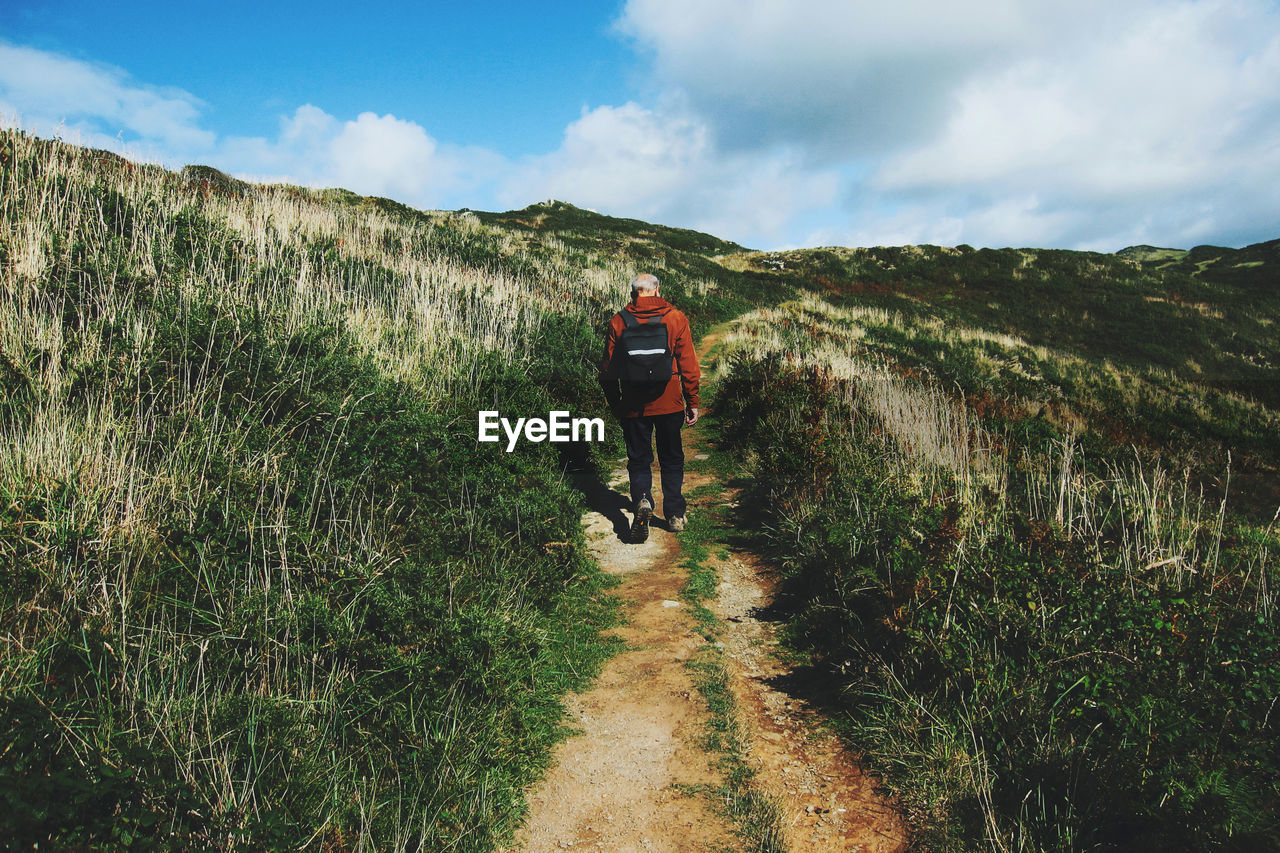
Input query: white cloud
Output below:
<box><xmin>0</xmin><ymin>42</ymin><xmax>213</xmax><ymax>154</ymax></box>
<box><xmin>232</xmin><ymin>107</ymin><xmax>510</xmax><ymax>209</ymax></box>
<box><xmin>327</xmin><ymin>113</ymin><xmax>439</xmax><ymax>198</ymax></box>
<box><xmin>243</xmin><ymin>107</ymin><xmax>449</xmax><ymax>201</ymax></box>
<box><xmin>0</xmin><ymin>45</ymin><xmax>501</xmax><ymax>212</ymax></box>
<box><xmin>505</xmin><ymin>102</ymin><xmax>710</xmax><ymax>211</ymax></box>
<box><xmin>876</xmin><ymin>1</ymin><xmax>1280</xmax><ymax>198</ymax></box>
<box><xmin>616</xmin><ymin>0</ymin><xmax>1036</xmax><ymax>158</ymax></box>
<box><xmin>501</xmin><ymin>100</ymin><xmax>839</xmax><ymax>246</ymax></box>
<box><xmin>618</xmin><ymin>0</ymin><xmax>1280</xmax><ymax>248</ymax></box>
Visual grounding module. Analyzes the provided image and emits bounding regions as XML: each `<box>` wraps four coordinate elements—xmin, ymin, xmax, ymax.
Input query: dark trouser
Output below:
<box><xmin>621</xmin><ymin>411</ymin><xmax>686</xmax><ymax>519</ymax></box>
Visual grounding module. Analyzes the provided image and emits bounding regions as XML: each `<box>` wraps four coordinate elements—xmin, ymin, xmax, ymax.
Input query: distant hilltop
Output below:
<box><xmin>1118</xmin><ymin>238</ymin><xmax>1278</xmax><ymax>286</ymax></box>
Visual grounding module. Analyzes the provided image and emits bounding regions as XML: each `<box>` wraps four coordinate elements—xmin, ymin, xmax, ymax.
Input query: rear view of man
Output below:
<box><xmin>599</xmin><ymin>273</ymin><xmax>700</xmax><ymax>543</ymax></box>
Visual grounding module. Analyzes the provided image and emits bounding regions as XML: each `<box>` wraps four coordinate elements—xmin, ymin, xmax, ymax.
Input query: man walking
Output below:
<box><xmin>600</xmin><ymin>273</ymin><xmax>700</xmax><ymax>543</ymax></box>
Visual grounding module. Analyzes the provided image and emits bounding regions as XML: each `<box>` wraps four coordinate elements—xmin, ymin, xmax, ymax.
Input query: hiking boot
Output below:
<box><xmin>630</xmin><ymin>497</ymin><xmax>653</xmax><ymax>543</ymax></box>
<box><xmin>668</xmin><ymin>515</ymin><xmax>687</xmax><ymax>532</ymax></box>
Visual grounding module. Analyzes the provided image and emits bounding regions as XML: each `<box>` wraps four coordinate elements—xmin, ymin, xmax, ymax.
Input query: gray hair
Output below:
<box><xmin>630</xmin><ymin>273</ymin><xmax>660</xmax><ymax>297</ymax></box>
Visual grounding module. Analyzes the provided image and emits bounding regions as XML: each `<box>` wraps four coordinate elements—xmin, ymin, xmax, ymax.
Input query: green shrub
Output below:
<box><xmin>717</xmin><ymin>355</ymin><xmax>1280</xmax><ymax>850</ymax></box>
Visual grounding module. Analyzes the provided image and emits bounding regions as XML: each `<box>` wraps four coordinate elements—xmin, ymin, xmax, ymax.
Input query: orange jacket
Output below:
<box><xmin>599</xmin><ymin>296</ymin><xmax>700</xmax><ymax>418</ymax></box>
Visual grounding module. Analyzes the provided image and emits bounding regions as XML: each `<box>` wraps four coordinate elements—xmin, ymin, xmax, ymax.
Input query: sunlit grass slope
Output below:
<box><xmin>0</xmin><ymin>129</ymin><xmax>721</xmax><ymax>849</ymax></box>
<box><xmin>718</xmin><ymin>242</ymin><xmax>1280</xmax><ymax>515</ymax></box>
<box><xmin>713</xmin><ymin>277</ymin><xmax>1279</xmax><ymax>848</ymax></box>
<box><xmin>5</xmin><ymin>123</ymin><xmax>1276</xmax><ymax>851</ymax></box>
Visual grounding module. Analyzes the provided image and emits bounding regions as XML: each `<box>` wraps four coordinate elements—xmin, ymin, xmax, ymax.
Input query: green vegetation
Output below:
<box><xmin>712</xmin><ymin>291</ymin><xmax>1279</xmax><ymax>848</ymax></box>
<box><xmin>0</xmin><ymin>129</ymin><xmax>800</xmax><ymax>850</ymax></box>
<box><xmin>721</xmin><ymin>241</ymin><xmax>1279</xmax><ymax>386</ymax></box>
<box><xmin>1150</xmin><ymin>238</ymin><xmax>1280</xmax><ymax>288</ymax></box>
<box><xmin>476</xmin><ymin>199</ymin><xmax>746</xmax><ymax>258</ymax></box>
<box><xmin>706</xmin><ymin>235</ymin><xmax>1279</xmax><ymax>848</ymax></box>
<box><xmin>720</xmin><ymin>242</ymin><xmax>1280</xmax><ymax>516</ymax></box>
<box><xmin>475</xmin><ymin>200</ymin><xmax>798</xmax><ymax>335</ymax></box>
<box><xmin>0</xmin><ymin>129</ymin><xmax>642</xmax><ymax>850</ymax></box>
<box><xmin>5</xmin><ymin>124</ymin><xmax>1278</xmax><ymax>850</ymax></box>
<box><xmin>1114</xmin><ymin>244</ymin><xmax>1187</xmax><ymax>265</ymax></box>
<box><xmin>675</xmin><ymin>479</ymin><xmax>786</xmax><ymax>853</ymax></box>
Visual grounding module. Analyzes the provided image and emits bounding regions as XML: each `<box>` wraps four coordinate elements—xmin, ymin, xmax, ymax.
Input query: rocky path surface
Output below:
<box><xmin>506</xmin><ymin>330</ymin><xmax>907</xmax><ymax>852</ymax></box>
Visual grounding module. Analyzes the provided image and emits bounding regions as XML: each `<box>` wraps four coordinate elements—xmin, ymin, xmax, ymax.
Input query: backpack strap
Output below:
<box><xmin>619</xmin><ymin>309</ymin><xmax>639</xmax><ymax>328</ymax></box>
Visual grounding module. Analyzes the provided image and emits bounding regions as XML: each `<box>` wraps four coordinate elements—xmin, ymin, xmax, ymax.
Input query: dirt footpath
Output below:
<box><xmin>504</xmin><ymin>468</ymin><xmax>738</xmax><ymax>853</ymax></box>
<box><xmin>507</xmin><ymin>324</ymin><xmax>907</xmax><ymax>852</ymax></box>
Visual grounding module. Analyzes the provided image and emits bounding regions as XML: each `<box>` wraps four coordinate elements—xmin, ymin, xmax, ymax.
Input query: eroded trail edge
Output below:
<box><xmin>705</xmin><ymin>521</ymin><xmax>909</xmax><ymax>851</ymax></box>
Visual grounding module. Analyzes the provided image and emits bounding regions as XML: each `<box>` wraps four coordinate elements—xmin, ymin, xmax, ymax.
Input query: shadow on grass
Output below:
<box><xmin>715</xmin><ymin>482</ymin><xmax>859</xmax><ymax>720</ymax></box>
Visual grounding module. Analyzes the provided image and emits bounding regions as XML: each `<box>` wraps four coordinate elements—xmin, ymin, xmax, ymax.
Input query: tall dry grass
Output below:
<box><xmin>718</xmin><ymin>296</ymin><xmax>1006</xmax><ymax>504</ymax></box>
<box><xmin>715</xmin><ymin>295</ymin><xmax>1279</xmax><ymax>849</ymax></box>
<box><xmin>0</xmin><ymin>127</ymin><xmax>632</xmax><ymax>848</ymax></box>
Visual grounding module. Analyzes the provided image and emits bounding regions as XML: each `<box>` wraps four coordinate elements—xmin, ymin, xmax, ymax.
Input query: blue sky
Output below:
<box><xmin>1</xmin><ymin>0</ymin><xmax>633</xmax><ymax>155</ymax></box>
<box><xmin>3</xmin><ymin>1</ymin><xmax>1279</xmax><ymax>251</ymax></box>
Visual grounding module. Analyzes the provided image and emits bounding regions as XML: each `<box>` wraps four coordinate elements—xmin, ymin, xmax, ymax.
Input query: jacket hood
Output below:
<box><xmin>626</xmin><ymin>295</ymin><xmax>673</xmax><ymax>319</ymax></box>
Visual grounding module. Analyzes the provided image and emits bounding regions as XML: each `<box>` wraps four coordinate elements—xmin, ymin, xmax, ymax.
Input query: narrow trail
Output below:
<box><xmin>503</xmin><ymin>464</ymin><xmax>739</xmax><ymax>853</ymax></box>
<box><xmin>710</xmin><ymin>547</ymin><xmax>907</xmax><ymax>851</ymax></box>
<box><xmin>505</xmin><ymin>328</ymin><xmax>907</xmax><ymax>853</ymax></box>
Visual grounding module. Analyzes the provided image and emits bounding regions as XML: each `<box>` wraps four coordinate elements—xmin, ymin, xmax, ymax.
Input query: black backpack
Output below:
<box><xmin>616</xmin><ymin>310</ymin><xmax>673</xmax><ymax>384</ymax></box>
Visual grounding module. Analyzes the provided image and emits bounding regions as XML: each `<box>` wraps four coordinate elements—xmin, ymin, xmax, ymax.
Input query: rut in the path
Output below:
<box><xmin>710</xmin><ymin>544</ymin><xmax>908</xmax><ymax>852</ymax></box>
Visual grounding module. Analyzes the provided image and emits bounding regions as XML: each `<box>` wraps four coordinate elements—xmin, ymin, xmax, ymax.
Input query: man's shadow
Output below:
<box><xmin>557</xmin><ymin>440</ymin><xmax>634</xmax><ymax>543</ymax></box>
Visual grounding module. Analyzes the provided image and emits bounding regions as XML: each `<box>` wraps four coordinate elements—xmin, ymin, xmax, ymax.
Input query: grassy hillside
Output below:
<box><xmin>1132</xmin><ymin>238</ymin><xmax>1280</xmax><ymax>289</ymax></box>
<box><xmin>709</xmin><ymin>243</ymin><xmax>1279</xmax><ymax>847</ymax></box>
<box><xmin>475</xmin><ymin>199</ymin><xmax>747</xmax><ymax>257</ymax></box>
<box><xmin>717</xmin><ymin>242</ymin><xmax>1280</xmax><ymax>517</ymax></box>
<box><xmin>4</xmin><ymin>125</ymin><xmax>1276</xmax><ymax>850</ymax></box>
<box><xmin>717</xmin><ymin>242</ymin><xmax>1278</xmax><ymax>384</ymax></box>
<box><xmin>0</xmin><ymin>130</ymin><xmax>785</xmax><ymax>850</ymax></box>
<box><xmin>473</xmin><ymin>201</ymin><xmax>793</xmax><ymax>333</ymax></box>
